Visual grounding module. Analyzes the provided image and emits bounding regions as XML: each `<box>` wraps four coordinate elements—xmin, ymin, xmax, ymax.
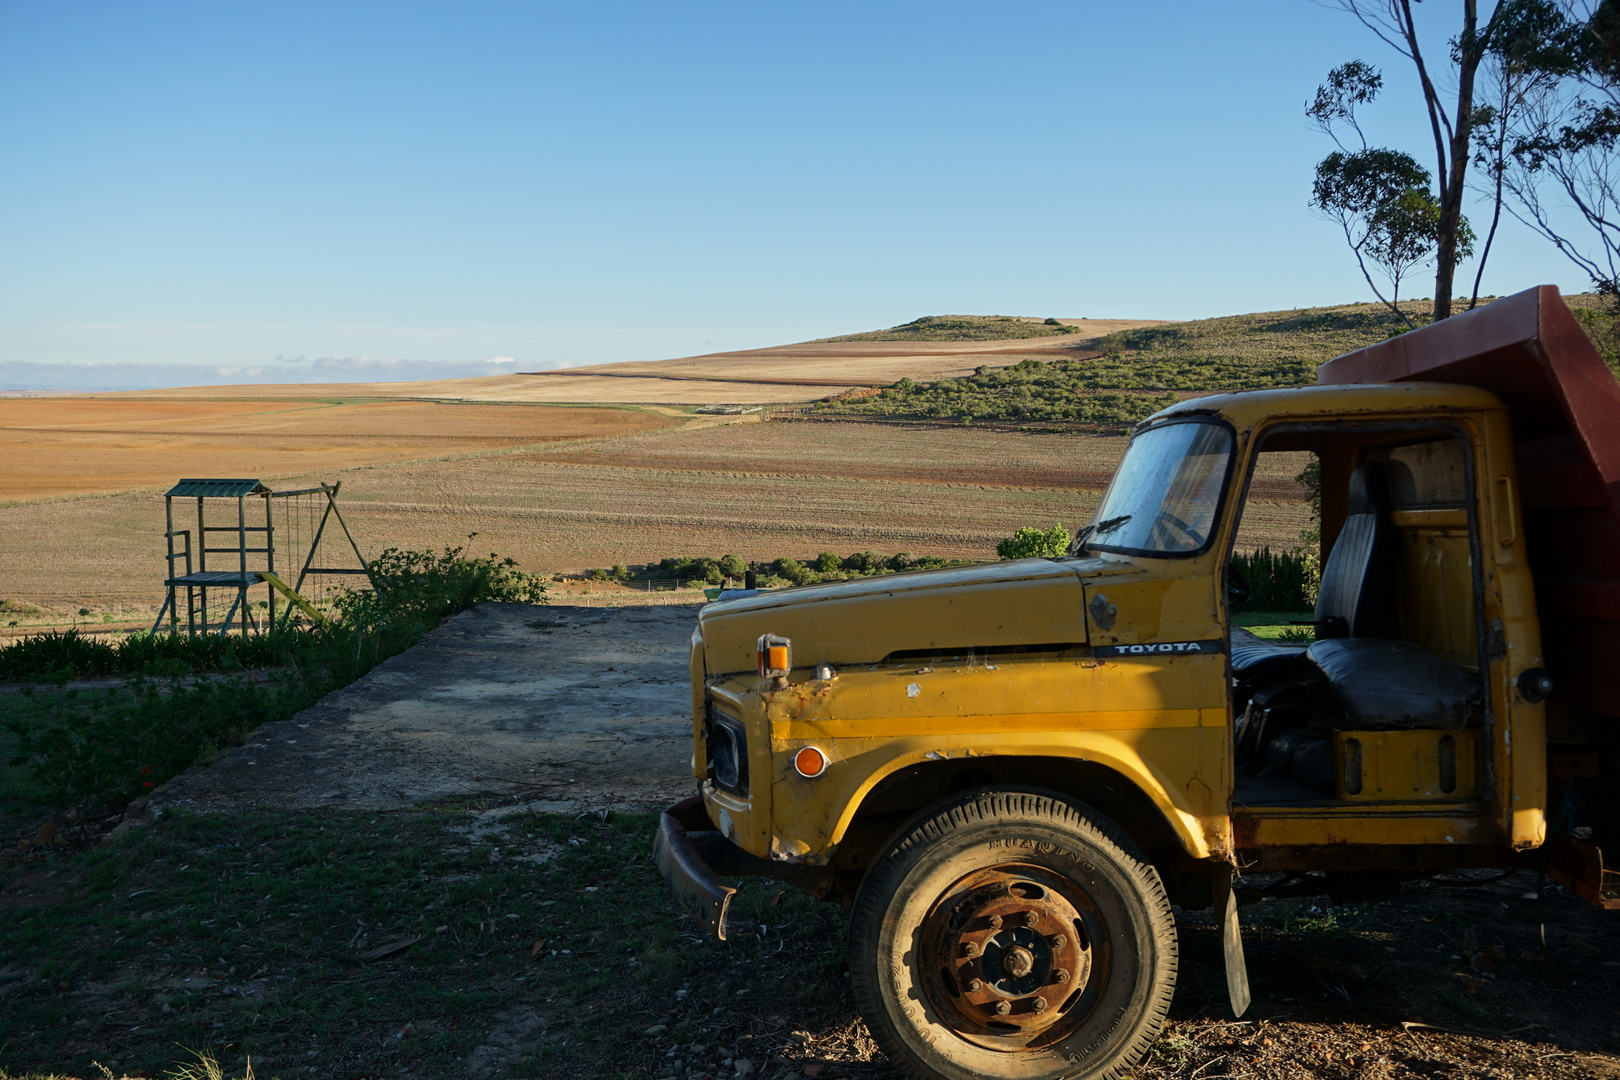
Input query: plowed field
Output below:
<box><xmin>0</xmin><ymin>418</ymin><xmax>1312</xmax><ymax>627</ymax></box>
<box><xmin>0</xmin><ymin>398</ymin><xmax>674</xmax><ymax>503</ymax></box>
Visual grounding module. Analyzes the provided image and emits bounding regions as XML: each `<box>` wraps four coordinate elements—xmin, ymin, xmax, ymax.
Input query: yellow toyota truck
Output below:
<box><xmin>655</xmin><ymin>285</ymin><xmax>1619</xmax><ymax>1080</ymax></box>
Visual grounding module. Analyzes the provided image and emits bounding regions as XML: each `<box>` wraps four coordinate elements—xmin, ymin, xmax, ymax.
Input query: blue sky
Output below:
<box><xmin>0</xmin><ymin>1</ymin><xmax>1586</xmax><ymax>389</ymax></box>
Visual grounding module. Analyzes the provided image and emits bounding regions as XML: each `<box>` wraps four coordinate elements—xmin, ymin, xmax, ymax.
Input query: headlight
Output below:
<box><xmin>705</xmin><ymin>703</ymin><xmax>749</xmax><ymax>795</ymax></box>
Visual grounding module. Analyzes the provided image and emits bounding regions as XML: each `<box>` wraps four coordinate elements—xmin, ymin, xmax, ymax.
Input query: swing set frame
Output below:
<box><xmin>151</xmin><ymin>478</ymin><xmax>375</xmax><ymax>637</ymax></box>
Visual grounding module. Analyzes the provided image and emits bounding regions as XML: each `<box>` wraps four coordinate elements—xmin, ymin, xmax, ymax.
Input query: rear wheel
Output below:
<box><xmin>848</xmin><ymin>789</ymin><xmax>1176</xmax><ymax>1080</ymax></box>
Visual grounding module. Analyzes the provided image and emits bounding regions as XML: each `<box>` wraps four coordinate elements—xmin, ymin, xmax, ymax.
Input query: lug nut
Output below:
<box><xmin>1022</xmin><ymin>912</ymin><xmax>1040</xmax><ymax>927</ymax></box>
<box><xmin>959</xmin><ymin>942</ymin><xmax>980</xmax><ymax>958</ymax></box>
<box><xmin>995</xmin><ymin>1000</ymin><xmax>1011</xmax><ymax>1015</ymax></box>
<box><xmin>987</xmin><ymin>914</ymin><xmax>1002</xmax><ymax>929</ymax></box>
<box><xmin>1054</xmin><ymin>969</ymin><xmax>1070</xmax><ymax>984</ymax></box>
<box><xmin>1033</xmin><ymin>996</ymin><xmax>1049</xmax><ymax>1013</ymax></box>
<box><xmin>1049</xmin><ymin>935</ymin><xmax>1066</xmax><ymax>952</ymax></box>
<box><xmin>965</xmin><ymin>979</ymin><xmax>982</xmax><ymax>992</ymax></box>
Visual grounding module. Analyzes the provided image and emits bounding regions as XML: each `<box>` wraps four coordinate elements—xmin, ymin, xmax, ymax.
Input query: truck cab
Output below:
<box><xmin>655</xmin><ymin>286</ymin><xmax>1617</xmax><ymax>1080</ymax></box>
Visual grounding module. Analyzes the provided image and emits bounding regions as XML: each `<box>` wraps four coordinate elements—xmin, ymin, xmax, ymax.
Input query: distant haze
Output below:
<box><xmin>0</xmin><ymin>4</ymin><xmax>1588</xmax><ymax>393</ymax></box>
<box><xmin>0</xmin><ymin>356</ymin><xmax>561</xmax><ymax>393</ymax></box>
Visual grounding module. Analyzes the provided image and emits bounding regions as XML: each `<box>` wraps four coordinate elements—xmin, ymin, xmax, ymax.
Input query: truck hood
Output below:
<box><xmin>699</xmin><ymin>557</ymin><xmax>1130</xmax><ymax>676</ymax></box>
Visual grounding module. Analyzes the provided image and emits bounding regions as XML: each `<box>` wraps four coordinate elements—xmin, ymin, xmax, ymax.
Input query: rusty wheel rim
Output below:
<box><xmin>917</xmin><ymin>863</ymin><xmax>1106</xmax><ymax>1050</ymax></box>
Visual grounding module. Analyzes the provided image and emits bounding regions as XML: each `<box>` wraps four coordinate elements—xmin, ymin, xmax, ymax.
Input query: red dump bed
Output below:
<box><xmin>1317</xmin><ymin>286</ymin><xmax>1620</xmax><ymax>718</ymax></box>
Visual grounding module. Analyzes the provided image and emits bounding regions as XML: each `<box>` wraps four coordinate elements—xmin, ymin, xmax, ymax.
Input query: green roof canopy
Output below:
<box><xmin>165</xmin><ymin>479</ymin><xmax>270</xmax><ymax>498</ymax></box>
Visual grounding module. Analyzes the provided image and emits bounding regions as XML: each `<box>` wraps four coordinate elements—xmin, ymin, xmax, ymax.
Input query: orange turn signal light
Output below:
<box><xmin>793</xmin><ymin>746</ymin><xmax>827</xmax><ymax>778</ymax></box>
<box><xmin>757</xmin><ymin>634</ymin><xmax>792</xmax><ymax>677</ymax></box>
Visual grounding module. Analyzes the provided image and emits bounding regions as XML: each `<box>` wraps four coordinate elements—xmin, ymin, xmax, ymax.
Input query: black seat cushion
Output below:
<box><xmin>1231</xmin><ymin>640</ymin><xmax>1308</xmax><ymax>681</ymax></box>
<box><xmin>1314</xmin><ymin>461</ymin><xmax>1401</xmax><ymax>639</ymax></box>
<box><xmin>1305</xmin><ymin>638</ymin><xmax>1479</xmax><ymax>730</ymax></box>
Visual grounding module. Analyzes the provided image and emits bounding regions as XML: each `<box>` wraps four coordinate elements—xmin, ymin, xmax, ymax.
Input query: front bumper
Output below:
<box><xmin>655</xmin><ymin>794</ymin><xmax>834</xmax><ymax>939</ymax></box>
<box><xmin>654</xmin><ymin>796</ymin><xmax>739</xmax><ymax>940</ymax></box>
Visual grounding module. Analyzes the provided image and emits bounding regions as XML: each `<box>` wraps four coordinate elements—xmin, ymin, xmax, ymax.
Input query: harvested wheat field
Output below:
<box><xmin>0</xmin><ymin>397</ymin><xmax>675</xmax><ymax>503</ymax></box>
<box><xmin>0</xmin><ymin>417</ymin><xmax>1311</xmax><ymax>627</ymax></box>
<box><xmin>93</xmin><ymin>321</ymin><xmax>1169</xmax><ymax>407</ymax></box>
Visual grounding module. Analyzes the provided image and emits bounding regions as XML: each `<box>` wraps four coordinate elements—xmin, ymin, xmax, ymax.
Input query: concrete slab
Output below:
<box><xmin>146</xmin><ymin>602</ymin><xmax>703</xmax><ymax>814</ymax></box>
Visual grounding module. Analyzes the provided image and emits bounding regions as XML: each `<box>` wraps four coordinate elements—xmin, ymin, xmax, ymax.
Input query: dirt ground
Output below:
<box><xmin>2</xmin><ymin>603</ymin><xmax>1617</xmax><ymax>1080</ymax></box>
<box><xmin>142</xmin><ymin>603</ymin><xmax>701</xmax><ymax>818</ymax></box>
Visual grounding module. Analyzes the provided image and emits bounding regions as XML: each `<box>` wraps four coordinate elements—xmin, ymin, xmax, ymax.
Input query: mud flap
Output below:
<box><xmin>1214</xmin><ymin>869</ymin><xmax>1251</xmax><ymax>1018</ymax></box>
<box><xmin>654</xmin><ymin>796</ymin><xmax>737</xmax><ymax>940</ymax></box>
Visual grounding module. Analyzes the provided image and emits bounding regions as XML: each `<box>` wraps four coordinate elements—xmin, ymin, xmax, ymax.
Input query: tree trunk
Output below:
<box><xmin>1432</xmin><ymin>0</ymin><xmax>1481</xmax><ymax>321</ymax></box>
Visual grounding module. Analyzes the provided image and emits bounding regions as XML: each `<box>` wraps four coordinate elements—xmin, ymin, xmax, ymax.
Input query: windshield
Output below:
<box><xmin>1086</xmin><ymin>421</ymin><xmax>1233</xmax><ymax>555</ymax></box>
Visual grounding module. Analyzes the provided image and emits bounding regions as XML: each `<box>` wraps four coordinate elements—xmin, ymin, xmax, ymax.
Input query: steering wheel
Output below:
<box><xmin>1149</xmin><ymin>509</ymin><xmax>1203</xmax><ymax>550</ymax></box>
<box><xmin>1226</xmin><ymin>562</ymin><xmax>1252</xmax><ymax>605</ymax></box>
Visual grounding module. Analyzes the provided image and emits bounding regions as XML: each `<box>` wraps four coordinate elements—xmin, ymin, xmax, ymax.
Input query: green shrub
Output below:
<box><xmin>842</xmin><ymin>551</ymin><xmax>884</xmax><ymax>574</ymax></box>
<box><xmin>996</xmin><ymin>524</ymin><xmax>1070</xmax><ymax>560</ymax></box>
<box><xmin>814</xmin><ymin>552</ymin><xmax>842</xmax><ymax>573</ymax></box>
<box><xmin>718</xmin><ymin>554</ymin><xmax>747</xmax><ymax>579</ymax></box>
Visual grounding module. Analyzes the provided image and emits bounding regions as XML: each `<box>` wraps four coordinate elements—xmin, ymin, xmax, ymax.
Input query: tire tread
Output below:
<box><xmin>848</xmin><ymin>789</ymin><xmax>1177</xmax><ymax>1080</ymax></box>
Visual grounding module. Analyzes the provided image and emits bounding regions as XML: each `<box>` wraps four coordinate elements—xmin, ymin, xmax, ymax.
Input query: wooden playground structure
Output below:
<box><xmin>152</xmin><ymin>478</ymin><xmax>374</xmax><ymax>636</ymax></box>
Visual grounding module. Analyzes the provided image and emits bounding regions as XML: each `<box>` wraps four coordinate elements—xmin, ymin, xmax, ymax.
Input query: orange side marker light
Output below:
<box><xmin>793</xmin><ymin>747</ymin><xmax>827</xmax><ymax>778</ymax></box>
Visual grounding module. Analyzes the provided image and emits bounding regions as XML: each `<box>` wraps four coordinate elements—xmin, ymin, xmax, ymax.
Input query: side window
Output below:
<box><xmin>1366</xmin><ymin>438</ymin><xmax>1467</xmax><ymax>509</ymax></box>
<box><xmin>1228</xmin><ymin>446</ymin><xmax>1318</xmax><ymax>617</ymax></box>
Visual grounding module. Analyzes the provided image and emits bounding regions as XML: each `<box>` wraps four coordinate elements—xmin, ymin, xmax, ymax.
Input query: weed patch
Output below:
<box><xmin>1</xmin><ymin>544</ymin><xmax>548</xmax><ymax>813</ymax></box>
<box><xmin>0</xmin><ymin>807</ymin><xmax>857</xmax><ymax>1080</ymax></box>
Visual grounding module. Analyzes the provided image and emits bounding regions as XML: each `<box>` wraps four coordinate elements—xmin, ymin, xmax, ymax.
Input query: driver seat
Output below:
<box><xmin>1233</xmin><ymin>460</ymin><xmax>1481</xmax><ymax>731</ymax></box>
<box><xmin>1230</xmin><ymin>460</ymin><xmax>1400</xmax><ymax>681</ymax></box>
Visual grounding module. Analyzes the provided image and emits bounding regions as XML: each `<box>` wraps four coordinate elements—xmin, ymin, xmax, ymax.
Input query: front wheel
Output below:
<box><xmin>848</xmin><ymin>789</ymin><xmax>1177</xmax><ymax>1080</ymax></box>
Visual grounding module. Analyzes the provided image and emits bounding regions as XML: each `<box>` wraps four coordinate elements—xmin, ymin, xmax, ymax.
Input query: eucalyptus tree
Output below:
<box><xmin>1308</xmin><ymin>60</ymin><xmax>1475</xmax><ymax>327</ymax></box>
<box><xmin>1312</xmin><ymin>2</ymin><xmax>1497</xmax><ymax>320</ymax></box>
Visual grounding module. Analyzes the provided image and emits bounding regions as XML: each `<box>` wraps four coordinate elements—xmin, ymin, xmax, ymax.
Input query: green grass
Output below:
<box><xmin>1231</xmin><ymin>612</ymin><xmax>1316</xmax><ymax>644</ymax></box>
<box><xmin>1567</xmin><ymin>293</ymin><xmax>1620</xmax><ymax>377</ymax></box>
<box><xmin>1081</xmin><ymin>299</ymin><xmax>1434</xmax><ymax>376</ymax></box>
<box><xmin>808</xmin><ymin>294</ymin><xmax>1619</xmax><ymax>430</ymax></box>
<box><xmin>810</xmin><ymin>360</ymin><xmax>1178</xmax><ymax>429</ymax></box>
<box><xmin>0</xmin><ymin>807</ymin><xmax>854</xmax><ymax>1080</ymax></box>
<box><xmin>816</xmin><ymin>314</ymin><xmax>1082</xmax><ymax>342</ymax></box>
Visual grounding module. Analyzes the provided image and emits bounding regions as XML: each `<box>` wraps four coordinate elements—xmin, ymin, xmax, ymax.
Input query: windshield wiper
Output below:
<box><xmin>1069</xmin><ymin>514</ymin><xmax>1131</xmax><ymax>556</ymax></box>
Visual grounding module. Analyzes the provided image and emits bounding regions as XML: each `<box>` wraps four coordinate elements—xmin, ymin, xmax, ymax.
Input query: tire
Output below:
<box><xmin>848</xmin><ymin>788</ymin><xmax>1177</xmax><ymax>1080</ymax></box>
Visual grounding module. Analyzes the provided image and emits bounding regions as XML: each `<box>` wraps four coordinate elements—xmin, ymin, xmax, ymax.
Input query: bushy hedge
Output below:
<box><xmin>1230</xmin><ymin>546</ymin><xmax>1314</xmax><ymax>613</ymax></box>
<box><xmin>0</xmin><ymin>628</ymin><xmax>286</xmax><ymax>684</ymax></box>
<box><xmin>618</xmin><ymin>552</ymin><xmax>966</xmax><ymax>589</ymax></box>
<box><xmin>3</xmin><ymin>543</ymin><xmax>548</xmax><ymax>811</ymax></box>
